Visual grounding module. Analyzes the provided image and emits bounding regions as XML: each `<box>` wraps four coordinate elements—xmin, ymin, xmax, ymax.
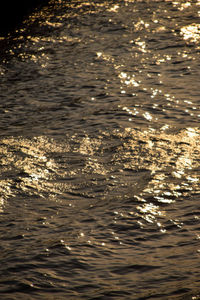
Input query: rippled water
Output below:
<box><xmin>0</xmin><ymin>1</ymin><xmax>200</xmax><ymax>299</ymax></box>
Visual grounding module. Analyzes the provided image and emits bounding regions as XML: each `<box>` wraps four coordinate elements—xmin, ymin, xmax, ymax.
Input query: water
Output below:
<box><xmin>0</xmin><ymin>1</ymin><xmax>200</xmax><ymax>299</ymax></box>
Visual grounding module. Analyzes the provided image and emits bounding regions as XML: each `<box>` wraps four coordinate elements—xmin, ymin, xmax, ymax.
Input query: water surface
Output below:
<box><xmin>0</xmin><ymin>1</ymin><xmax>200</xmax><ymax>299</ymax></box>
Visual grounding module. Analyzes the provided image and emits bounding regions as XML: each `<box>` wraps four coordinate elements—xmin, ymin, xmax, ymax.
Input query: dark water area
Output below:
<box><xmin>0</xmin><ymin>1</ymin><xmax>200</xmax><ymax>299</ymax></box>
<box><xmin>0</xmin><ymin>0</ymin><xmax>50</xmax><ymax>35</ymax></box>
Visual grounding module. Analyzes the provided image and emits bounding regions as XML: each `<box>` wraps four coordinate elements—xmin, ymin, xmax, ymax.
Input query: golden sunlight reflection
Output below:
<box><xmin>155</xmin><ymin>54</ymin><xmax>172</xmax><ymax>65</ymax></box>
<box><xmin>114</xmin><ymin>127</ymin><xmax>200</xmax><ymax>173</ymax></box>
<box><xmin>0</xmin><ymin>125</ymin><xmax>199</xmax><ymax>223</ymax></box>
<box><xmin>119</xmin><ymin>72</ymin><xmax>139</xmax><ymax>87</ymax></box>
<box><xmin>0</xmin><ymin>197</ymin><xmax>4</xmax><ymax>212</ymax></box>
<box><xmin>107</xmin><ymin>4</ymin><xmax>120</xmax><ymax>12</ymax></box>
<box><xmin>15</xmin><ymin>33</ymin><xmax>81</xmax><ymax>66</ymax></box>
<box><xmin>143</xmin><ymin>111</ymin><xmax>153</xmax><ymax>121</ymax></box>
<box><xmin>137</xmin><ymin>203</ymin><xmax>165</xmax><ymax>219</ymax></box>
<box><xmin>181</xmin><ymin>24</ymin><xmax>200</xmax><ymax>43</ymax></box>
<box><xmin>134</xmin><ymin>20</ymin><xmax>150</xmax><ymax>31</ymax></box>
<box><xmin>96</xmin><ymin>51</ymin><xmax>114</xmax><ymax>63</ymax></box>
<box><xmin>135</xmin><ymin>39</ymin><xmax>148</xmax><ymax>53</ymax></box>
<box><xmin>0</xmin><ymin>136</ymin><xmax>70</xmax><ymax>202</ymax></box>
<box><xmin>28</xmin><ymin>35</ymin><xmax>81</xmax><ymax>45</ymax></box>
<box><xmin>172</xmin><ymin>1</ymin><xmax>191</xmax><ymax>11</ymax></box>
<box><xmin>113</xmin><ymin>126</ymin><xmax>200</xmax><ymax>232</ymax></box>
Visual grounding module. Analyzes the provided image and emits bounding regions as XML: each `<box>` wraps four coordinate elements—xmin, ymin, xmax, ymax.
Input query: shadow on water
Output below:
<box><xmin>0</xmin><ymin>0</ymin><xmax>50</xmax><ymax>35</ymax></box>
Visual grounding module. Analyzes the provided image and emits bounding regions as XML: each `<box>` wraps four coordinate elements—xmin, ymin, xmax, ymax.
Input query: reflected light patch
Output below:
<box><xmin>119</xmin><ymin>72</ymin><xmax>139</xmax><ymax>87</ymax></box>
<box><xmin>143</xmin><ymin>112</ymin><xmax>153</xmax><ymax>121</ymax></box>
<box><xmin>186</xmin><ymin>127</ymin><xmax>199</xmax><ymax>137</ymax></box>
<box><xmin>181</xmin><ymin>24</ymin><xmax>200</xmax><ymax>43</ymax></box>
<box><xmin>137</xmin><ymin>203</ymin><xmax>164</xmax><ymax>216</ymax></box>
<box><xmin>135</xmin><ymin>40</ymin><xmax>147</xmax><ymax>53</ymax></box>
<box><xmin>96</xmin><ymin>51</ymin><xmax>114</xmax><ymax>62</ymax></box>
<box><xmin>0</xmin><ymin>197</ymin><xmax>4</xmax><ymax>212</ymax></box>
<box><xmin>45</xmin><ymin>21</ymin><xmax>62</xmax><ymax>28</ymax></box>
<box><xmin>0</xmin><ymin>136</ymin><xmax>71</xmax><ymax>201</ymax></box>
<box><xmin>0</xmin><ymin>126</ymin><xmax>199</xmax><ymax>216</ymax></box>
<box><xmin>114</xmin><ymin>126</ymin><xmax>200</xmax><ymax>215</ymax></box>
<box><xmin>137</xmin><ymin>203</ymin><xmax>165</xmax><ymax>226</ymax></box>
<box><xmin>176</xmin><ymin>156</ymin><xmax>193</xmax><ymax>170</ymax></box>
<box><xmin>134</xmin><ymin>20</ymin><xmax>150</xmax><ymax>31</ymax></box>
<box><xmin>172</xmin><ymin>1</ymin><xmax>191</xmax><ymax>10</ymax></box>
<box><xmin>108</xmin><ymin>4</ymin><xmax>120</xmax><ymax>12</ymax></box>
